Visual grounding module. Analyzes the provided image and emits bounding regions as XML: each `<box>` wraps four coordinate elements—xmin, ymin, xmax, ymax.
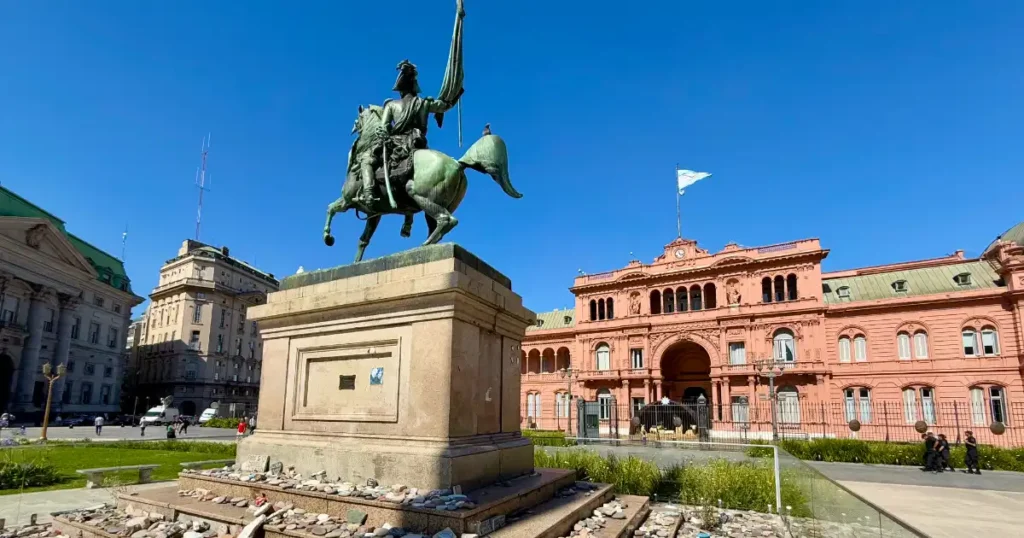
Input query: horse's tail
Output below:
<box><xmin>458</xmin><ymin>134</ymin><xmax>522</xmax><ymax>199</ymax></box>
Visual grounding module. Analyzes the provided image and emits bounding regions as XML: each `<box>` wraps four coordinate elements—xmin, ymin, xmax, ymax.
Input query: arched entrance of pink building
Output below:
<box><xmin>659</xmin><ymin>340</ymin><xmax>712</xmax><ymax>403</ymax></box>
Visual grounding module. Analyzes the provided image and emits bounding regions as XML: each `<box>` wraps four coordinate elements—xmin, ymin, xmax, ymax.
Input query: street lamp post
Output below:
<box><xmin>559</xmin><ymin>367</ymin><xmax>580</xmax><ymax>433</ymax></box>
<box><xmin>40</xmin><ymin>362</ymin><xmax>66</xmax><ymax>441</ymax></box>
<box><xmin>754</xmin><ymin>355</ymin><xmax>788</xmax><ymax>443</ymax></box>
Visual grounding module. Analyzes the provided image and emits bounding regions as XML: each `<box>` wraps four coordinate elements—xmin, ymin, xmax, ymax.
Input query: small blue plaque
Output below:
<box><xmin>369</xmin><ymin>367</ymin><xmax>384</xmax><ymax>385</ymax></box>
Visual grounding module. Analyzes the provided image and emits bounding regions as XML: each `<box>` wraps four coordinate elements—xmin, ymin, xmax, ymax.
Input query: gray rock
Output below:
<box><xmin>182</xmin><ymin>532</ymin><xmax>203</xmax><ymax>538</ymax></box>
<box><xmin>346</xmin><ymin>510</ymin><xmax>368</xmax><ymax>525</ymax></box>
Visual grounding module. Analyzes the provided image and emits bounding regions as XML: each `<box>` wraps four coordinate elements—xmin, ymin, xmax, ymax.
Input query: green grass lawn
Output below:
<box><xmin>1</xmin><ymin>442</ymin><xmax>234</xmax><ymax>495</ymax></box>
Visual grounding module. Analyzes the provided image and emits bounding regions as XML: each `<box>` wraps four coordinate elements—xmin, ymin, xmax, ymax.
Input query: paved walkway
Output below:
<box><xmin>0</xmin><ymin>482</ymin><xmax>171</xmax><ymax>527</ymax></box>
<box><xmin>1</xmin><ymin>426</ymin><xmax>237</xmax><ymax>442</ymax></box>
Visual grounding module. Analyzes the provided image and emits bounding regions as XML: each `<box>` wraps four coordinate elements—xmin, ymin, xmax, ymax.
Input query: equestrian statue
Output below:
<box><xmin>323</xmin><ymin>0</ymin><xmax>523</xmax><ymax>262</ymax></box>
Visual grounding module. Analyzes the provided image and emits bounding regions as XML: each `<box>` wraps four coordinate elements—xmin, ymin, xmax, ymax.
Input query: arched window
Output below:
<box><xmin>962</xmin><ymin>329</ymin><xmax>979</xmax><ymax>356</ymax></box>
<box><xmin>897</xmin><ymin>333</ymin><xmax>911</xmax><ymax>360</ymax></box>
<box><xmin>595</xmin><ymin>343</ymin><xmax>610</xmax><ymax>371</ymax></box>
<box><xmin>663</xmin><ymin>289</ymin><xmax>675</xmax><ymax>314</ymax></box>
<box><xmin>589</xmin><ymin>300</ymin><xmax>597</xmax><ymax>321</ymax></box>
<box><xmin>838</xmin><ymin>337</ymin><xmax>851</xmax><ymax>363</ymax></box>
<box><xmin>971</xmin><ymin>386</ymin><xmax>1008</xmax><ymax>426</ymax></box>
<box><xmin>903</xmin><ymin>387</ymin><xmax>936</xmax><ymax>424</ymax></box>
<box><xmin>786</xmin><ymin>274</ymin><xmax>798</xmax><ymax>301</ymax></box>
<box><xmin>853</xmin><ymin>335</ymin><xmax>867</xmax><ymax>362</ymax></box>
<box><xmin>762</xmin><ymin>277</ymin><xmax>772</xmax><ymax>303</ymax></box>
<box><xmin>676</xmin><ymin>287</ymin><xmax>688</xmax><ymax>312</ymax></box>
<box><xmin>703</xmin><ymin>283</ymin><xmax>717</xmax><ymax>309</ymax></box>
<box><xmin>844</xmin><ymin>387</ymin><xmax>872</xmax><ymax>423</ymax></box>
<box><xmin>597</xmin><ymin>388</ymin><xmax>612</xmax><ymax>420</ymax></box>
<box><xmin>650</xmin><ymin>290</ymin><xmax>662</xmax><ymax>315</ymax></box>
<box><xmin>598</xmin><ymin>299</ymin><xmax>606</xmax><ymax>321</ymax></box>
<box><xmin>690</xmin><ymin>284</ymin><xmax>702</xmax><ymax>311</ymax></box>
<box><xmin>777</xmin><ymin>386</ymin><xmax>800</xmax><ymax>423</ymax></box>
<box><xmin>527</xmin><ymin>349</ymin><xmax>541</xmax><ymax>374</ymax></box>
<box><xmin>773</xmin><ymin>329</ymin><xmax>796</xmax><ymax>362</ymax></box>
<box><xmin>541</xmin><ymin>349</ymin><xmax>555</xmax><ymax>373</ymax></box>
<box><xmin>526</xmin><ymin>392</ymin><xmax>539</xmax><ymax>423</ymax></box>
<box><xmin>981</xmin><ymin>326</ymin><xmax>999</xmax><ymax>356</ymax></box>
<box><xmin>774</xmin><ymin>276</ymin><xmax>785</xmax><ymax>302</ymax></box>
<box><xmin>913</xmin><ymin>331</ymin><xmax>928</xmax><ymax>359</ymax></box>
<box><xmin>606</xmin><ymin>298</ymin><xmax>614</xmax><ymax>319</ymax></box>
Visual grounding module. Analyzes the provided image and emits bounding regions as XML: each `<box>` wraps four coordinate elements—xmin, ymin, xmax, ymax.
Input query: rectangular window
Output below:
<box><xmin>107</xmin><ymin>328</ymin><xmax>118</xmax><ymax>348</ymax></box>
<box><xmin>216</xmin><ymin>334</ymin><xmax>223</xmax><ymax>353</ymax></box>
<box><xmin>728</xmin><ymin>342</ymin><xmax>746</xmax><ymax>365</ymax></box>
<box><xmin>219</xmin><ymin>308</ymin><xmax>226</xmax><ymax>329</ymax></box>
<box><xmin>838</xmin><ymin>338</ymin><xmax>851</xmax><ymax>363</ymax></box>
<box><xmin>844</xmin><ymin>389</ymin><xmax>856</xmax><ymax>421</ymax></box>
<box><xmin>630</xmin><ymin>348</ymin><xmax>644</xmax><ymax>369</ymax></box>
<box><xmin>854</xmin><ymin>336</ymin><xmax>867</xmax><ymax>362</ymax></box>
<box><xmin>913</xmin><ymin>333</ymin><xmax>928</xmax><ymax>359</ymax></box>
<box><xmin>1</xmin><ymin>297</ymin><xmax>19</xmax><ymax>324</ymax></box>
<box><xmin>61</xmin><ymin>381</ymin><xmax>73</xmax><ymax>404</ymax></box>
<box><xmin>84</xmin><ymin>363</ymin><xmax>96</xmax><ymax>376</ymax></box>
<box><xmin>43</xmin><ymin>308</ymin><xmax>55</xmax><ymax>332</ymax></box>
<box><xmin>596</xmin><ymin>347</ymin><xmax>610</xmax><ymax>371</ymax></box>
<box><xmin>93</xmin><ymin>296</ymin><xmax>105</xmax><ymax>308</ymax></box>
<box><xmin>251</xmin><ymin>321</ymin><xmax>258</xmax><ymax>335</ymax></box>
<box><xmin>100</xmin><ymin>385</ymin><xmax>111</xmax><ymax>405</ymax></box>
<box><xmin>962</xmin><ymin>331</ymin><xmax>978</xmax><ymax>356</ymax></box>
<box><xmin>103</xmin><ymin>366</ymin><xmax>113</xmax><ymax>378</ymax></box>
<box><xmin>970</xmin><ymin>387</ymin><xmax>986</xmax><ymax>426</ymax></box>
<box><xmin>990</xmin><ymin>387</ymin><xmax>1007</xmax><ymax>425</ymax></box>
<box><xmin>859</xmin><ymin>388</ymin><xmax>872</xmax><ymax>423</ymax></box>
<box><xmin>921</xmin><ymin>388</ymin><xmax>936</xmax><ymax>424</ymax></box>
<box><xmin>67</xmin><ymin>360</ymin><xmax>75</xmax><ymax>372</ymax></box>
<box><xmin>981</xmin><ymin>330</ymin><xmax>999</xmax><ymax>356</ymax></box>
<box><xmin>902</xmin><ymin>389</ymin><xmax>917</xmax><ymax>424</ymax></box>
<box><xmin>897</xmin><ymin>334</ymin><xmax>911</xmax><ymax>360</ymax></box>
<box><xmin>88</xmin><ymin>322</ymin><xmax>100</xmax><ymax>344</ymax></box>
<box><xmin>598</xmin><ymin>394</ymin><xmax>612</xmax><ymax>420</ymax></box>
<box><xmin>189</xmin><ymin>330</ymin><xmax>201</xmax><ymax>351</ymax></box>
<box><xmin>192</xmin><ymin>304</ymin><xmax>203</xmax><ymax>323</ymax></box>
<box><xmin>71</xmin><ymin>317</ymin><xmax>80</xmax><ymax>339</ymax></box>
<box><xmin>113</xmin><ymin>304</ymin><xmax>122</xmax><ymax>314</ymax></box>
<box><xmin>81</xmin><ymin>383</ymin><xmax>93</xmax><ymax>404</ymax></box>
<box><xmin>731</xmin><ymin>396</ymin><xmax>749</xmax><ymax>424</ymax></box>
<box><xmin>631</xmin><ymin>397</ymin><xmax>646</xmax><ymax>417</ymax></box>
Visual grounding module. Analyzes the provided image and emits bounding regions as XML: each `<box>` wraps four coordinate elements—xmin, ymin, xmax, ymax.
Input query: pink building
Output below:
<box><xmin>520</xmin><ymin>222</ymin><xmax>1024</xmax><ymax>445</ymax></box>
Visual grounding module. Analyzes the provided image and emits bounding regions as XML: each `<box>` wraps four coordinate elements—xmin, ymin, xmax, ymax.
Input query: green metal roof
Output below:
<box><xmin>985</xmin><ymin>221</ymin><xmax>1024</xmax><ymax>253</ymax></box>
<box><xmin>822</xmin><ymin>260</ymin><xmax>1003</xmax><ymax>304</ymax></box>
<box><xmin>526</xmin><ymin>308</ymin><xmax>575</xmax><ymax>332</ymax></box>
<box><xmin>0</xmin><ymin>186</ymin><xmax>134</xmax><ymax>294</ymax></box>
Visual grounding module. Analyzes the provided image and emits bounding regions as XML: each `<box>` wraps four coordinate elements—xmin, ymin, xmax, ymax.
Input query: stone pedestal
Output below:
<box><xmin>239</xmin><ymin>244</ymin><xmax>536</xmax><ymax>491</ymax></box>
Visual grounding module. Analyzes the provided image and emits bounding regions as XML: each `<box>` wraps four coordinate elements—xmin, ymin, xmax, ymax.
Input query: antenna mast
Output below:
<box><xmin>121</xmin><ymin>225</ymin><xmax>128</xmax><ymax>261</ymax></box>
<box><xmin>195</xmin><ymin>134</ymin><xmax>211</xmax><ymax>241</ymax></box>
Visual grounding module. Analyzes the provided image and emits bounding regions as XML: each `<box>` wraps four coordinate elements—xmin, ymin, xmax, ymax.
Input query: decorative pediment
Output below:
<box><xmin>616</xmin><ymin>272</ymin><xmax>648</xmax><ymax>281</ymax></box>
<box><xmin>0</xmin><ymin>217</ymin><xmax>97</xmax><ymax>277</ymax></box>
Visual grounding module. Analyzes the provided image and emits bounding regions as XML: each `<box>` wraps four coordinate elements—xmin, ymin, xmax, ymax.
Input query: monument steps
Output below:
<box><xmin>489</xmin><ymin>490</ymin><xmax>648</xmax><ymax>538</ymax></box>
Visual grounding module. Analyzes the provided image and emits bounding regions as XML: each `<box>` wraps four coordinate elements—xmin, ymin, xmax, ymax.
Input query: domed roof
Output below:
<box><xmin>985</xmin><ymin>221</ymin><xmax>1024</xmax><ymax>254</ymax></box>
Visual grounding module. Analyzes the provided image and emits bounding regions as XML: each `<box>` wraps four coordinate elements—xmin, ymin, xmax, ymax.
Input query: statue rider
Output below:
<box><xmin>356</xmin><ymin>3</ymin><xmax>465</xmax><ymax>206</ymax></box>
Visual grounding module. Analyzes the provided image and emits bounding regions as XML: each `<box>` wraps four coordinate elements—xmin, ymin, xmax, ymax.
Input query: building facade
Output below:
<box><xmin>0</xmin><ymin>187</ymin><xmax>143</xmax><ymax>419</ymax></box>
<box><xmin>128</xmin><ymin>240</ymin><xmax>279</xmax><ymax>418</ymax></box>
<box><xmin>521</xmin><ymin>223</ymin><xmax>1024</xmax><ymax>445</ymax></box>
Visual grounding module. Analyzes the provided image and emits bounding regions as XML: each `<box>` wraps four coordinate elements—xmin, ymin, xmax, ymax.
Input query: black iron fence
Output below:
<box><xmin>522</xmin><ymin>398</ymin><xmax>1024</xmax><ymax>447</ymax></box>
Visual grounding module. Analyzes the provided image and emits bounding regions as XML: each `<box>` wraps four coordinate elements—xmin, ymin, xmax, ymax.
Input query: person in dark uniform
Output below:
<box><xmin>964</xmin><ymin>430</ymin><xmax>980</xmax><ymax>474</ymax></box>
<box><xmin>923</xmin><ymin>432</ymin><xmax>939</xmax><ymax>472</ymax></box>
<box><xmin>938</xmin><ymin>433</ymin><xmax>954</xmax><ymax>472</ymax></box>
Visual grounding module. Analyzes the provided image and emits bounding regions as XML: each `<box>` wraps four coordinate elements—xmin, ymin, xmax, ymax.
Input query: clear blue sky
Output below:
<box><xmin>1</xmin><ymin>2</ymin><xmax>1022</xmax><ymax>316</ymax></box>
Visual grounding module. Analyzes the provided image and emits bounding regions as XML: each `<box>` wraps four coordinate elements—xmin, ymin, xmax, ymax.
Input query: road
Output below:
<box><xmin>0</xmin><ymin>425</ymin><xmax>238</xmax><ymax>442</ymax></box>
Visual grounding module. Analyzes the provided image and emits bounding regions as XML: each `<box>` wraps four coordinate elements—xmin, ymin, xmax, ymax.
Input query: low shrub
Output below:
<box><xmin>523</xmin><ymin>430</ymin><xmax>576</xmax><ymax>447</ymax></box>
<box><xmin>0</xmin><ymin>460</ymin><xmax>63</xmax><ymax>490</ymax></box>
<box><xmin>203</xmin><ymin>418</ymin><xmax>243</xmax><ymax>429</ymax></box>
<box><xmin>43</xmin><ymin>440</ymin><xmax>235</xmax><ymax>456</ymax></box>
<box><xmin>747</xmin><ymin>438</ymin><xmax>1024</xmax><ymax>472</ymax></box>
<box><xmin>535</xmin><ymin>448</ymin><xmax>809</xmax><ymax>515</ymax></box>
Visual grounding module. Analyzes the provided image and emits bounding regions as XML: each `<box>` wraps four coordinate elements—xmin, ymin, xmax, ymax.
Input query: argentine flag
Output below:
<box><xmin>677</xmin><ymin>169</ymin><xmax>711</xmax><ymax>195</ymax></box>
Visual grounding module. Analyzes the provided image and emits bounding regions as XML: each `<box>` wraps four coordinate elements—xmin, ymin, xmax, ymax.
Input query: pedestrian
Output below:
<box><xmin>938</xmin><ymin>433</ymin><xmax>954</xmax><ymax>472</ymax></box>
<box><xmin>247</xmin><ymin>415</ymin><xmax>256</xmax><ymax>435</ymax></box>
<box><xmin>923</xmin><ymin>432</ymin><xmax>939</xmax><ymax>472</ymax></box>
<box><xmin>180</xmin><ymin>417</ymin><xmax>189</xmax><ymax>435</ymax></box>
<box><xmin>964</xmin><ymin>430</ymin><xmax>980</xmax><ymax>475</ymax></box>
<box><xmin>140</xmin><ymin>421</ymin><xmax>147</xmax><ymax>437</ymax></box>
<box><xmin>94</xmin><ymin>415</ymin><xmax>104</xmax><ymax>436</ymax></box>
<box><xmin>236</xmin><ymin>418</ymin><xmax>247</xmax><ymax>441</ymax></box>
<box><xmin>166</xmin><ymin>423</ymin><xmax>176</xmax><ymax>439</ymax></box>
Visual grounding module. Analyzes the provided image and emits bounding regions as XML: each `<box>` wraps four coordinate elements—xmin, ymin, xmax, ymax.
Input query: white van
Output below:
<box><xmin>140</xmin><ymin>405</ymin><xmax>179</xmax><ymax>426</ymax></box>
<box><xmin>198</xmin><ymin>408</ymin><xmax>220</xmax><ymax>425</ymax></box>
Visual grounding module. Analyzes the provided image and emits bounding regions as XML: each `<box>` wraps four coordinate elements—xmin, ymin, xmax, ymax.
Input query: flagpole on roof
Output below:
<box><xmin>675</xmin><ymin>164</ymin><xmax>681</xmax><ymax>238</ymax></box>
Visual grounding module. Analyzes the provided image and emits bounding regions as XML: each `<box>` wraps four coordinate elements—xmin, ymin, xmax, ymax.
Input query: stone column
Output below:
<box><xmin>14</xmin><ymin>286</ymin><xmax>51</xmax><ymax>410</ymax></box>
<box><xmin>748</xmin><ymin>376</ymin><xmax>757</xmax><ymax>422</ymax></box>
<box><xmin>620</xmin><ymin>379</ymin><xmax>630</xmax><ymax>416</ymax></box>
<box><xmin>643</xmin><ymin>379</ymin><xmax>650</xmax><ymax>404</ymax></box>
<box><xmin>712</xmin><ymin>380</ymin><xmax>721</xmax><ymax>408</ymax></box>
<box><xmin>722</xmin><ymin>377</ymin><xmax>731</xmax><ymax>406</ymax></box>
<box><xmin>50</xmin><ymin>294</ymin><xmax>79</xmax><ymax>408</ymax></box>
<box><xmin>653</xmin><ymin>379</ymin><xmax>662</xmax><ymax>401</ymax></box>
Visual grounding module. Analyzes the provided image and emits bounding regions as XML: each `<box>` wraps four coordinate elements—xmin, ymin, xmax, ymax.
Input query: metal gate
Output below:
<box><xmin>576</xmin><ymin>397</ymin><xmax>619</xmax><ymax>438</ymax></box>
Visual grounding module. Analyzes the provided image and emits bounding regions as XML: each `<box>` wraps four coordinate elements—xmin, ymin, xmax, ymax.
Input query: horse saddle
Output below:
<box><xmin>374</xmin><ymin>153</ymin><xmax>413</xmax><ymax>185</ymax></box>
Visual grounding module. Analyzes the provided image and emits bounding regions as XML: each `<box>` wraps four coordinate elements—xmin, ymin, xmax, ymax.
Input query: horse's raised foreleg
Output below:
<box><xmin>407</xmin><ymin>184</ymin><xmax>457</xmax><ymax>246</ymax></box>
<box><xmin>400</xmin><ymin>214</ymin><xmax>414</xmax><ymax>238</ymax></box>
<box><xmin>354</xmin><ymin>214</ymin><xmax>382</xmax><ymax>262</ymax></box>
<box><xmin>323</xmin><ymin>198</ymin><xmax>344</xmax><ymax>246</ymax></box>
